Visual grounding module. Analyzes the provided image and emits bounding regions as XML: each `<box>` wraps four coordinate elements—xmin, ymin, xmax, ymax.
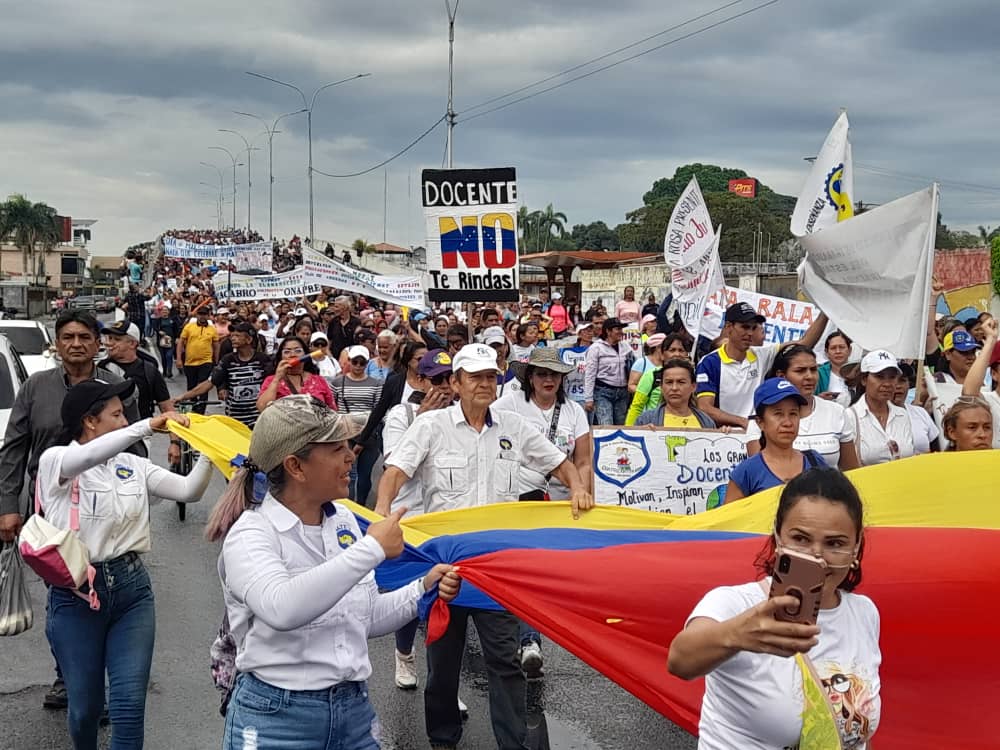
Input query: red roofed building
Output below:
<box><xmin>519</xmin><ymin>249</ymin><xmax>661</xmax><ymax>301</ymax></box>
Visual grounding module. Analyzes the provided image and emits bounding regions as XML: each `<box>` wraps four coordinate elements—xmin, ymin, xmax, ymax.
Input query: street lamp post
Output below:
<box><xmin>219</xmin><ymin>129</ymin><xmax>259</xmax><ymax>233</ymax></box>
<box><xmin>245</xmin><ymin>71</ymin><xmax>371</xmax><ymax>242</ymax></box>
<box><xmin>199</xmin><ymin>163</ymin><xmax>225</xmax><ymax>231</ymax></box>
<box><xmin>209</xmin><ymin>146</ymin><xmax>243</xmax><ymax>230</ymax></box>
<box><xmin>233</xmin><ymin>109</ymin><xmax>306</xmax><ymax>243</ymax></box>
<box><xmin>199</xmin><ymin>181</ymin><xmax>222</xmax><ymax>231</ymax></box>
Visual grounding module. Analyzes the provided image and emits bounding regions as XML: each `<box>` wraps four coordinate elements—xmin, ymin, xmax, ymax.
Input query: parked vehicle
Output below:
<box><xmin>0</xmin><ymin>335</ymin><xmax>30</xmax><ymax>449</ymax></box>
<box><xmin>0</xmin><ymin>321</ymin><xmax>56</xmax><ymax>376</ymax></box>
<box><xmin>67</xmin><ymin>295</ymin><xmax>99</xmax><ymax>311</ymax></box>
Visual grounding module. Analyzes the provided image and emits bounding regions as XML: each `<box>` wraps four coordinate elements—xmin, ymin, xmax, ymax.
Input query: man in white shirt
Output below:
<box><xmin>376</xmin><ymin>343</ymin><xmax>593</xmax><ymax>750</ymax></box>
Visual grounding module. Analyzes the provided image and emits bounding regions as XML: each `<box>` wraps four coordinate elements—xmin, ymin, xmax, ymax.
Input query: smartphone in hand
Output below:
<box><xmin>769</xmin><ymin>549</ymin><xmax>827</xmax><ymax>626</ymax></box>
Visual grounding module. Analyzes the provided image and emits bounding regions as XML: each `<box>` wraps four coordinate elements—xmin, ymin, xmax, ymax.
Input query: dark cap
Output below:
<box><xmin>602</xmin><ymin>318</ymin><xmax>626</xmax><ymax>332</ymax></box>
<box><xmin>418</xmin><ymin>349</ymin><xmax>453</xmax><ymax>378</ymax></box>
<box><xmin>725</xmin><ymin>302</ymin><xmax>766</xmax><ymax>324</ymax></box>
<box><xmin>61</xmin><ymin>379</ymin><xmax>136</xmax><ymax>431</ymax></box>
<box><xmin>229</xmin><ymin>322</ymin><xmax>256</xmax><ymax>336</ymax></box>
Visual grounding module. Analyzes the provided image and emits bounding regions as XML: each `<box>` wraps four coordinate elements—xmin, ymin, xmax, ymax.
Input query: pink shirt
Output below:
<box><xmin>614</xmin><ymin>299</ymin><xmax>641</xmax><ymax>324</ymax></box>
<box><xmin>548</xmin><ymin>303</ymin><xmax>569</xmax><ymax>334</ymax></box>
<box><xmin>261</xmin><ymin>374</ymin><xmax>336</xmax><ymax>409</ymax></box>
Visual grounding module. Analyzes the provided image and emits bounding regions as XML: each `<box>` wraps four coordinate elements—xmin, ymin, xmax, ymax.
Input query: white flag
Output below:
<box><xmin>791</xmin><ymin>112</ymin><xmax>855</xmax><ymax>236</ymax></box>
<box><xmin>797</xmin><ymin>184</ymin><xmax>939</xmax><ymax>359</ymax></box>
<box><xmin>663</xmin><ymin>177</ymin><xmax>724</xmax><ymax>336</ymax></box>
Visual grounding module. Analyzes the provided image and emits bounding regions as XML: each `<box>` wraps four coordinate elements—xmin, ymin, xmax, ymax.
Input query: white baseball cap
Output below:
<box><xmin>481</xmin><ymin>326</ymin><xmax>506</xmax><ymax>347</ymax></box>
<box><xmin>257</xmin><ymin>313</ymin><xmax>270</xmax><ymax>322</ymax></box>
<box><xmin>551</xmin><ymin>292</ymin><xmax>562</xmax><ymax>300</ymax></box>
<box><xmin>575</xmin><ymin>321</ymin><xmax>595</xmax><ymax>334</ymax></box>
<box><xmin>309</xmin><ymin>331</ymin><xmax>329</xmax><ymax>345</ymax></box>
<box><xmin>217</xmin><ymin>307</ymin><xmax>230</xmax><ymax>315</ymax></box>
<box><xmin>294</xmin><ymin>307</ymin><xmax>309</xmax><ymax>317</ymax></box>
<box><xmin>346</xmin><ymin>345</ymin><xmax>370</xmax><ymax>361</ymax></box>
<box><xmin>452</xmin><ymin>343</ymin><xmax>502</xmax><ymax>374</ymax></box>
<box><xmin>860</xmin><ymin>349</ymin><xmax>900</xmax><ymax>374</ymax></box>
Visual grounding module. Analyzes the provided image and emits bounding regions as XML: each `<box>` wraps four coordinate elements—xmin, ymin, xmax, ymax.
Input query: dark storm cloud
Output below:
<box><xmin>1</xmin><ymin>0</ymin><xmax>998</xmax><ymax>252</ymax></box>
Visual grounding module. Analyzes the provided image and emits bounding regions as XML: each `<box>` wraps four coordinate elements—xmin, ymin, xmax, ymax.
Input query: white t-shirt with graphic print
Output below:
<box><xmin>687</xmin><ymin>581</ymin><xmax>881</xmax><ymax>750</ymax></box>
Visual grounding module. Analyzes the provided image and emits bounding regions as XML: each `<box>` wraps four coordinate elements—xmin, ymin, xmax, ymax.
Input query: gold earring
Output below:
<box><xmin>850</xmin><ymin>560</ymin><xmax>859</xmax><ymax>569</ymax></box>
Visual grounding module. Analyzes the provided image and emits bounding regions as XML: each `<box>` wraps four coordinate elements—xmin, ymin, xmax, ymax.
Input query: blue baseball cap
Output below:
<box><xmin>753</xmin><ymin>377</ymin><xmax>808</xmax><ymax>412</ymax></box>
<box><xmin>418</xmin><ymin>349</ymin><xmax>453</xmax><ymax>378</ymax></box>
<box><xmin>943</xmin><ymin>330</ymin><xmax>978</xmax><ymax>352</ymax></box>
<box><xmin>409</xmin><ymin>310</ymin><xmax>429</xmax><ymax>323</ymax></box>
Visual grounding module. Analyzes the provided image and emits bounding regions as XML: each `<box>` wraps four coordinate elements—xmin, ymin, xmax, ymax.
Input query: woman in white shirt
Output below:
<box><xmin>38</xmin><ymin>379</ymin><xmax>212</xmax><ymax>749</ymax></box>
<box><xmin>309</xmin><ymin>331</ymin><xmax>343</xmax><ymax>384</ymax></box>
<box><xmin>746</xmin><ymin>343</ymin><xmax>861</xmax><ymax>470</ymax></box>
<box><xmin>493</xmin><ymin>347</ymin><xmax>592</xmax><ymax>676</ymax></box>
<box><xmin>377</xmin><ymin>349</ymin><xmax>455</xmax><ymax>691</ymax></box>
<box><xmin>849</xmin><ymin>350</ymin><xmax>915</xmax><ymax>466</ymax></box>
<box><xmin>205</xmin><ymin>395</ymin><xmax>460</xmax><ymax>750</ymax></box>
<box><xmin>669</xmin><ymin>468</ymin><xmax>881</xmax><ymax>750</ymax></box>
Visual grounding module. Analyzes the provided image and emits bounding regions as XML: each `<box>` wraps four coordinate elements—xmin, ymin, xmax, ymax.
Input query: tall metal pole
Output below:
<box><xmin>383</xmin><ymin>169</ymin><xmax>388</xmax><ymax>243</ymax></box>
<box><xmin>219</xmin><ymin>129</ymin><xmax>256</xmax><ymax>232</ymax></box>
<box><xmin>245</xmin><ymin>71</ymin><xmax>371</xmax><ymax>241</ymax></box>
<box><xmin>235</xmin><ymin>109</ymin><xmax>305</xmax><ymax>242</ymax></box>
<box><xmin>209</xmin><ymin>146</ymin><xmax>241</xmax><ymax>230</ymax></box>
<box><xmin>444</xmin><ymin>0</ymin><xmax>459</xmax><ymax>168</ymax></box>
<box><xmin>200</xmin><ymin>163</ymin><xmax>225</xmax><ymax>231</ymax></box>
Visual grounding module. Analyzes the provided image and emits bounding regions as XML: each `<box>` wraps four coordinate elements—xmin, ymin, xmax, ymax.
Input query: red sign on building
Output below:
<box><xmin>728</xmin><ymin>178</ymin><xmax>758</xmax><ymax>198</ymax></box>
<box><xmin>55</xmin><ymin>216</ymin><xmax>72</xmax><ymax>243</ymax></box>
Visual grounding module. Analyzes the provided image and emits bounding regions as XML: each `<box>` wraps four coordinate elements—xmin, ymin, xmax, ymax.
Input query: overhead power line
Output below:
<box><xmin>854</xmin><ymin>162</ymin><xmax>1000</xmax><ymax>196</ymax></box>
<box><xmin>312</xmin><ymin>115</ymin><xmax>447</xmax><ymax>178</ymax></box>
<box><xmin>457</xmin><ymin>0</ymin><xmax>781</xmax><ymax>124</ymax></box>
<box><xmin>459</xmin><ymin>0</ymin><xmax>750</xmax><ymax>117</ymax></box>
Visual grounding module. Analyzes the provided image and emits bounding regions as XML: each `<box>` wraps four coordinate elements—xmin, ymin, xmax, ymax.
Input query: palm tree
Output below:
<box><xmin>527</xmin><ymin>210</ymin><xmax>543</xmax><ymax>252</ymax></box>
<box><xmin>538</xmin><ymin>203</ymin><xmax>568</xmax><ymax>251</ymax></box>
<box><xmin>0</xmin><ymin>194</ymin><xmax>61</xmax><ymax>287</ymax></box>
<box><xmin>979</xmin><ymin>226</ymin><xmax>992</xmax><ymax>246</ymax></box>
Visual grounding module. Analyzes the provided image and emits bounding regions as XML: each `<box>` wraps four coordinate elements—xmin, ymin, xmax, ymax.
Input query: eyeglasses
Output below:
<box><xmin>774</xmin><ymin>533</ymin><xmax>858</xmax><ymax>569</ymax></box>
<box><xmin>422</xmin><ymin>373</ymin><xmax>449</xmax><ymax>385</ymax></box>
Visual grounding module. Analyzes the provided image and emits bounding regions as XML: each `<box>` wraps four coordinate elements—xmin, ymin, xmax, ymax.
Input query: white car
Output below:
<box><xmin>0</xmin><ymin>320</ymin><xmax>56</xmax><ymax>376</ymax></box>
<box><xmin>0</xmin><ymin>335</ymin><xmax>30</xmax><ymax>448</ymax></box>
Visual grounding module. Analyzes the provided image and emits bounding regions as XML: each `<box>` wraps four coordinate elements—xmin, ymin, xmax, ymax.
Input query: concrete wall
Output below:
<box><xmin>581</xmin><ymin>264</ymin><xmax>670</xmax><ymax>309</ymax></box>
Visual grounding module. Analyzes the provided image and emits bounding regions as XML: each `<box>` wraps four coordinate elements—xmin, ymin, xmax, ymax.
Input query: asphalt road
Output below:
<box><xmin>0</xmin><ymin>362</ymin><xmax>699</xmax><ymax>750</ymax></box>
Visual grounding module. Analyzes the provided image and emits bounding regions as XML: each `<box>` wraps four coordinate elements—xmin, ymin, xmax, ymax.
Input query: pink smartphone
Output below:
<box><xmin>769</xmin><ymin>549</ymin><xmax>827</xmax><ymax>626</ymax></box>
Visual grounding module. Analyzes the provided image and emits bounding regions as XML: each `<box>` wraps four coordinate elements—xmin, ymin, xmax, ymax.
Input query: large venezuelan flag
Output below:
<box><xmin>172</xmin><ymin>417</ymin><xmax>999</xmax><ymax>748</ymax></box>
<box><xmin>352</xmin><ymin>451</ymin><xmax>1000</xmax><ymax>750</ymax></box>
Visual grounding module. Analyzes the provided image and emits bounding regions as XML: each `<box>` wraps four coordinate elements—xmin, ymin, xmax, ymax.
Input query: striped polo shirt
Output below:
<box><xmin>695</xmin><ymin>345</ymin><xmax>777</xmax><ymax>420</ymax></box>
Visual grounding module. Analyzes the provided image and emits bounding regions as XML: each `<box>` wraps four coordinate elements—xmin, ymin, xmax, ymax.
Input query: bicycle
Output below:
<box><xmin>169</xmin><ymin>399</ymin><xmax>222</xmax><ymax>521</ymax></box>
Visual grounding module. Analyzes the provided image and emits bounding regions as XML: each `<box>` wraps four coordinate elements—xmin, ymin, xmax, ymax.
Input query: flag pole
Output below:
<box><xmin>914</xmin><ymin>183</ymin><xmax>940</xmax><ymax>398</ymax></box>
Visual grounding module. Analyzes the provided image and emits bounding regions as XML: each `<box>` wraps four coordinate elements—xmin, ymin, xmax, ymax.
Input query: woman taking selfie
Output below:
<box><xmin>38</xmin><ymin>380</ymin><xmax>212</xmax><ymax>749</ymax></box>
<box><xmin>669</xmin><ymin>467</ymin><xmax>880</xmax><ymax>750</ymax></box>
<box><xmin>206</xmin><ymin>396</ymin><xmax>460</xmax><ymax>750</ymax></box>
<box><xmin>256</xmin><ymin>335</ymin><xmax>335</xmax><ymax>412</ymax></box>
<box><xmin>746</xmin><ymin>344</ymin><xmax>861</xmax><ymax>471</ymax></box>
<box><xmin>726</xmin><ymin>378</ymin><xmax>825</xmax><ymax>502</ymax></box>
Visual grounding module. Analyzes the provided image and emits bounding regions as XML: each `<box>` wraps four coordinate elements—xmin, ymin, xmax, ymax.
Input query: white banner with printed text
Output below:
<box><xmin>301</xmin><ymin>248</ymin><xmax>424</xmax><ymax>307</ymax></box>
<box><xmin>592</xmin><ymin>427</ymin><xmax>749</xmax><ymax>515</ymax></box>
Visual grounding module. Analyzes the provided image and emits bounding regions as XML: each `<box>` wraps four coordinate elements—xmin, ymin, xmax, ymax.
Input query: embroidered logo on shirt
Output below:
<box><xmin>115</xmin><ymin>465</ymin><xmax>135</xmax><ymax>481</ymax></box>
<box><xmin>499</xmin><ymin>438</ymin><xmax>513</xmax><ymax>450</ymax></box>
<box><xmin>337</xmin><ymin>529</ymin><xmax>357</xmax><ymax>549</ymax></box>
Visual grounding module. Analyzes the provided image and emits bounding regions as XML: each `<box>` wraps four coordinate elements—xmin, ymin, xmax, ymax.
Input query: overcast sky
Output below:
<box><xmin>3</xmin><ymin>0</ymin><xmax>998</xmax><ymax>256</ymax></box>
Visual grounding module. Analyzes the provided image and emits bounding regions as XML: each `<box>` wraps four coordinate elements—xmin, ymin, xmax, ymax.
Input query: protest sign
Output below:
<box><xmin>664</xmin><ymin>177</ymin><xmax>724</xmax><ymax>336</ymax></box>
<box><xmin>791</xmin><ymin>111</ymin><xmax>854</xmax><ymax>236</ymax></box>
<box><xmin>798</xmin><ymin>185</ymin><xmax>938</xmax><ymax>358</ymax></box>
<box><xmin>301</xmin><ymin>248</ymin><xmax>423</xmax><ymax>308</ymax></box>
<box><xmin>216</xmin><ymin>268</ymin><xmax>318</xmax><ymax>301</ymax></box>
<box><xmin>422</xmin><ymin>168</ymin><xmax>519</xmax><ymax>302</ymax></box>
<box><xmin>700</xmin><ymin>286</ymin><xmax>820</xmax><ymax>345</ymax></box>
<box><xmin>592</xmin><ymin>427</ymin><xmax>749</xmax><ymax>515</ymax></box>
<box><xmin>162</xmin><ymin>236</ymin><xmax>272</xmax><ymax>268</ymax></box>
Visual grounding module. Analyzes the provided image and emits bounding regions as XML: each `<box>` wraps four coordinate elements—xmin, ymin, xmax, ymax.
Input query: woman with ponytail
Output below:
<box><xmin>206</xmin><ymin>395</ymin><xmax>461</xmax><ymax>750</ymax></box>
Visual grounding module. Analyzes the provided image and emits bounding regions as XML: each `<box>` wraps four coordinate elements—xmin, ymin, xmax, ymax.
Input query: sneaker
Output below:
<box><xmin>42</xmin><ymin>678</ymin><xmax>68</xmax><ymax>709</ymax></box>
<box><xmin>520</xmin><ymin>641</ymin><xmax>543</xmax><ymax>677</ymax></box>
<box><xmin>458</xmin><ymin>696</ymin><xmax>468</xmax><ymax>720</ymax></box>
<box><xmin>394</xmin><ymin>649</ymin><xmax>418</xmax><ymax>690</ymax></box>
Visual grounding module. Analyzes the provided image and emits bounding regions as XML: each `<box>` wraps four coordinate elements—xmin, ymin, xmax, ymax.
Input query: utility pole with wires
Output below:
<box><xmin>444</xmin><ymin>0</ymin><xmax>459</xmax><ymax>168</ymax></box>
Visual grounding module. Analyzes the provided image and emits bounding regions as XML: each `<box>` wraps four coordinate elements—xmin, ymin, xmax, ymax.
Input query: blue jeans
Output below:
<box><xmin>224</xmin><ymin>673</ymin><xmax>380</xmax><ymax>750</ymax></box>
<box><xmin>519</xmin><ymin>621</ymin><xmax>541</xmax><ymax>647</ymax></box>
<box><xmin>46</xmin><ymin>553</ymin><xmax>155</xmax><ymax>750</ymax></box>
<box><xmin>593</xmin><ymin>384</ymin><xmax>629</xmax><ymax>426</ymax></box>
<box><xmin>351</xmin><ymin>444</ymin><xmax>379</xmax><ymax>507</ymax></box>
<box><xmin>159</xmin><ymin>346</ymin><xmax>175</xmax><ymax>376</ymax></box>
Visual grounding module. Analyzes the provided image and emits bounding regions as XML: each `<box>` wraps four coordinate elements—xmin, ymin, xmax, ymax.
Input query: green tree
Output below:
<box><xmin>570</xmin><ymin>221</ymin><xmax>619</xmax><ymax>251</ymax></box>
<box><xmin>0</xmin><ymin>194</ymin><xmax>61</xmax><ymax>286</ymax></box>
<box><xmin>616</xmin><ymin>191</ymin><xmax>793</xmax><ymax>260</ymax></box>
<box><xmin>992</xmin><ymin>235</ymin><xmax>1000</xmax><ymax>299</ymax></box>
<box><xmin>643</xmin><ymin>163</ymin><xmax>754</xmax><ymax>205</ymax></box>
<box><xmin>537</xmin><ymin>203</ymin><xmax>568</xmax><ymax>251</ymax></box>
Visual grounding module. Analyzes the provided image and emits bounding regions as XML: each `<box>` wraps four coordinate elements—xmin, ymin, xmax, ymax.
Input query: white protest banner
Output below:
<box><xmin>216</xmin><ymin>268</ymin><xmax>319</xmax><ymax>301</ymax></box>
<box><xmin>798</xmin><ymin>185</ymin><xmax>939</xmax><ymax>358</ymax></box>
<box><xmin>663</xmin><ymin>177</ymin><xmax>724</xmax><ymax>336</ymax></box>
<box><xmin>592</xmin><ymin>427</ymin><xmax>749</xmax><ymax>515</ymax></box>
<box><xmin>791</xmin><ymin>111</ymin><xmax>855</xmax><ymax>236</ymax></box>
<box><xmin>162</xmin><ymin>236</ymin><xmax>271</xmax><ymax>267</ymax></box>
<box><xmin>701</xmin><ymin>286</ymin><xmax>820</xmax><ymax>346</ymax></box>
<box><xmin>422</xmin><ymin>168</ymin><xmax>518</xmax><ymax>303</ymax></box>
<box><xmin>301</xmin><ymin>248</ymin><xmax>424</xmax><ymax>308</ymax></box>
